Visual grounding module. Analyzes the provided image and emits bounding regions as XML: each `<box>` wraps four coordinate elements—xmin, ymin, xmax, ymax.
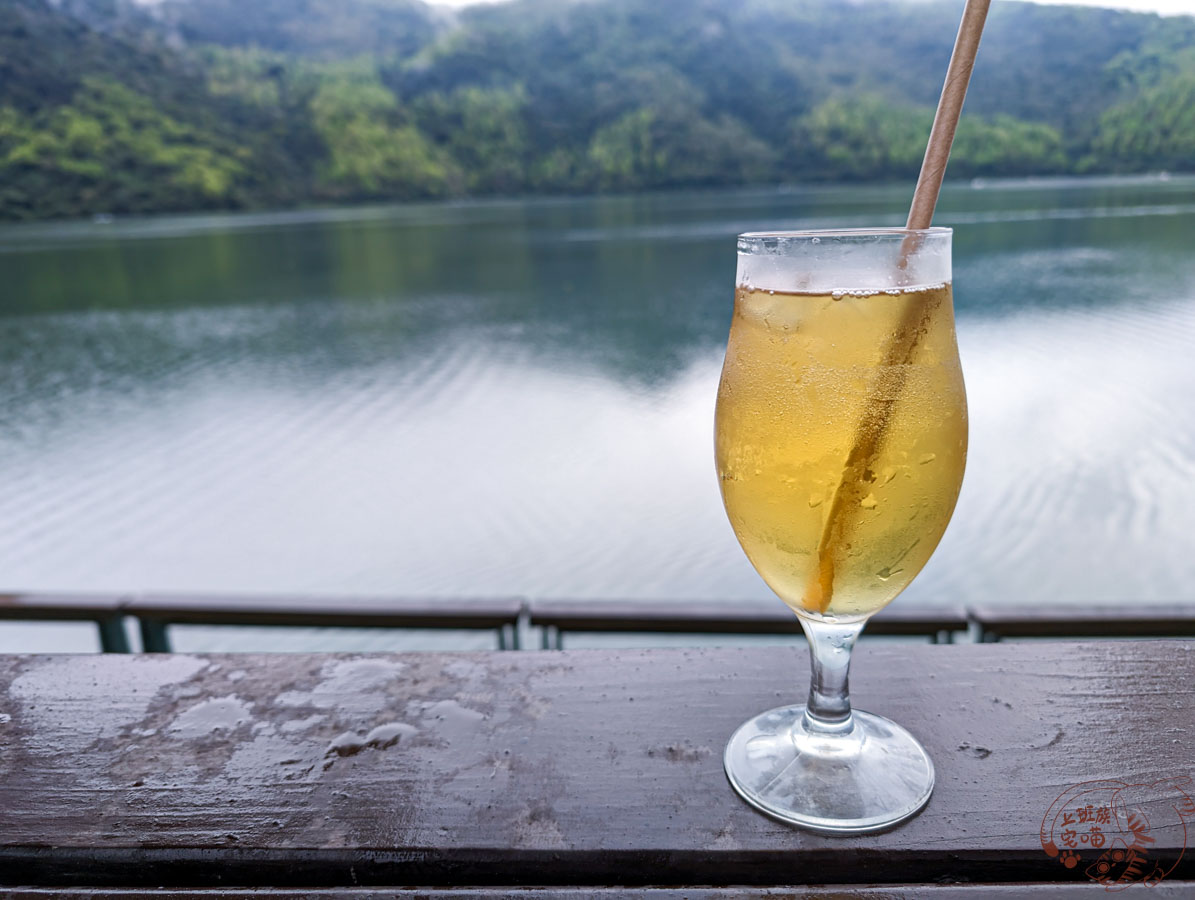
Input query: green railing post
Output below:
<box><xmin>139</xmin><ymin>618</ymin><xmax>173</xmax><ymax>653</ymax></box>
<box><xmin>96</xmin><ymin>616</ymin><xmax>131</xmax><ymax>653</ymax></box>
<box><xmin>497</xmin><ymin>623</ymin><xmax>521</xmax><ymax>651</ymax></box>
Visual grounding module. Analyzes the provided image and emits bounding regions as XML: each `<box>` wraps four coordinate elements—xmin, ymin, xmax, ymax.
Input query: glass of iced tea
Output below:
<box><xmin>715</xmin><ymin>228</ymin><xmax>966</xmax><ymax>833</ymax></box>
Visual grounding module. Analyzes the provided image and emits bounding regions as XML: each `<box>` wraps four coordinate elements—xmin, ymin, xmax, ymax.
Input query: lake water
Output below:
<box><xmin>2</xmin><ymin>176</ymin><xmax>1193</xmax><ymax>651</ymax></box>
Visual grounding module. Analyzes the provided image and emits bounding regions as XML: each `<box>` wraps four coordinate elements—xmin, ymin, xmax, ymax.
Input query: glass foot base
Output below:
<box><xmin>724</xmin><ymin>705</ymin><xmax>934</xmax><ymax>834</ymax></box>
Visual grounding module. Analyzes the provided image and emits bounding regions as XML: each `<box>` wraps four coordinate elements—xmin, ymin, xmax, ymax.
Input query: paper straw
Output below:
<box><xmin>805</xmin><ymin>0</ymin><xmax>991</xmax><ymax>615</ymax></box>
<box><xmin>908</xmin><ymin>0</ymin><xmax>993</xmax><ymax>231</ymax></box>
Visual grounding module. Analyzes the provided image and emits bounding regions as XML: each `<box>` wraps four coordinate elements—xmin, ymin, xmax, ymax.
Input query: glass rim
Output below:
<box><xmin>738</xmin><ymin>226</ymin><xmax>951</xmax><ymax>241</ymax></box>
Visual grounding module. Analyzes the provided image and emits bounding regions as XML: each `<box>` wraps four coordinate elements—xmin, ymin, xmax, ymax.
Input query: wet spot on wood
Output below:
<box><xmin>958</xmin><ymin>742</ymin><xmax>992</xmax><ymax>759</ymax></box>
<box><xmin>419</xmin><ymin>699</ymin><xmax>485</xmax><ymax>739</ymax></box>
<box><xmin>512</xmin><ymin>803</ymin><xmax>567</xmax><ymax>849</ymax></box>
<box><xmin>280</xmin><ymin>714</ymin><xmax>326</xmax><ymax>734</ymax></box>
<box><xmin>168</xmin><ymin>696</ymin><xmax>253</xmax><ymax>739</ymax></box>
<box><xmin>648</xmin><ymin>742</ymin><xmax>713</xmax><ymax>763</ymax></box>
<box><xmin>327</xmin><ymin>722</ymin><xmax>419</xmax><ymax>758</ymax></box>
<box><xmin>1032</xmin><ymin>727</ymin><xmax>1065</xmax><ymax>750</ymax></box>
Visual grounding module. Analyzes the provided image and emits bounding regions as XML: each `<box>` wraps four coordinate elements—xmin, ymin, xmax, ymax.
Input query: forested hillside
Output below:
<box><xmin>1</xmin><ymin>0</ymin><xmax>1192</xmax><ymax>220</ymax></box>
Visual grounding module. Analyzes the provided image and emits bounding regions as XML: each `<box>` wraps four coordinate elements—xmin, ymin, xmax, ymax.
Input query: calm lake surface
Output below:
<box><xmin>2</xmin><ymin>176</ymin><xmax>1193</xmax><ymax>651</ymax></box>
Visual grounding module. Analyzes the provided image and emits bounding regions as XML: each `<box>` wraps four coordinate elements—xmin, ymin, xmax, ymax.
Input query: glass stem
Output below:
<box><xmin>800</xmin><ymin>617</ymin><xmax>866</xmax><ymax>734</ymax></box>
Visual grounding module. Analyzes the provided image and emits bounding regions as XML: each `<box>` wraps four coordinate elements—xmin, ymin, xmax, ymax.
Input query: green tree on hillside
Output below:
<box><xmin>1091</xmin><ymin>69</ymin><xmax>1195</xmax><ymax>171</ymax></box>
<box><xmin>413</xmin><ymin>85</ymin><xmax>530</xmax><ymax>193</ymax></box>
<box><xmin>0</xmin><ymin>77</ymin><xmax>246</xmax><ymax>218</ymax></box>
<box><xmin>308</xmin><ymin>67</ymin><xmax>456</xmax><ymax>199</ymax></box>
<box><xmin>792</xmin><ymin>95</ymin><xmax>1068</xmax><ymax>180</ymax></box>
<box><xmin>1088</xmin><ymin>37</ymin><xmax>1195</xmax><ymax>171</ymax></box>
<box><xmin>953</xmin><ymin>116</ymin><xmax>1068</xmax><ymax>176</ymax></box>
<box><xmin>587</xmin><ymin>106</ymin><xmax>774</xmax><ymax>190</ymax></box>
<box><xmin>791</xmin><ymin>96</ymin><xmax>930</xmax><ymax>180</ymax></box>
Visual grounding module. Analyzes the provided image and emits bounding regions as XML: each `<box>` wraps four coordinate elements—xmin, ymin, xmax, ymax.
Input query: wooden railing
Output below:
<box><xmin>529</xmin><ymin>598</ymin><xmax>969</xmax><ymax>647</ymax></box>
<box><xmin>3</xmin><ymin>592</ymin><xmax>1194</xmax><ymax>652</ymax></box>
<box><xmin>0</xmin><ymin>642</ymin><xmax>1192</xmax><ymax>894</ymax></box>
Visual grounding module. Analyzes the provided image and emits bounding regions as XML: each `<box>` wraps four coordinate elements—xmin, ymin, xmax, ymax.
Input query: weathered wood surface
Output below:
<box><xmin>9</xmin><ymin>887</ymin><xmax>1195</xmax><ymax>899</ymax></box>
<box><xmin>529</xmin><ymin>600</ymin><xmax>967</xmax><ymax>636</ymax></box>
<box><xmin>0</xmin><ymin>643</ymin><xmax>1191</xmax><ymax>889</ymax></box>
<box><xmin>971</xmin><ymin>604</ymin><xmax>1195</xmax><ymax>639</ymax></box>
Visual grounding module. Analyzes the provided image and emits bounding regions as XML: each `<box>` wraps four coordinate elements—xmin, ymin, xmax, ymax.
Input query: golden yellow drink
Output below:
<box><xmin>715</xmin><ymin>282</ymin><xmax>967</xmax><ymax>620</ymax></box>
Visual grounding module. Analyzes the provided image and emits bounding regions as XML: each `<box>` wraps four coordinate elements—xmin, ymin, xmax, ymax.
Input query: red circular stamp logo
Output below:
<box><xmin>1041</xmin><ymin>777</ymin><xmax>1195</xmax><ymax>890</ymax></box>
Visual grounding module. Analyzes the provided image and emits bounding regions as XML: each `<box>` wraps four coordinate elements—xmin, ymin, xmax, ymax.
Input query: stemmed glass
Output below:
<box><xmin>715</xmin><ymin>228</ymin><xmax>967</xmax><ymax>833</ymax></box>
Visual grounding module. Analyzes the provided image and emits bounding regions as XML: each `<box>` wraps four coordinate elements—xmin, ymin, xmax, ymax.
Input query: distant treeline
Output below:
<box><xmin>1</xmin><ymin>0</ymin><xmax>1193</xmax><ymax>220</ymax></box>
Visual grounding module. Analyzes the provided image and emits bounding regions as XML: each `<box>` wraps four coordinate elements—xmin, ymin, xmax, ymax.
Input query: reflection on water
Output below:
<box><xmin>1</xmin><ymin>176</ymin><xmax>1193</xmax><ymax>650</ymax></box>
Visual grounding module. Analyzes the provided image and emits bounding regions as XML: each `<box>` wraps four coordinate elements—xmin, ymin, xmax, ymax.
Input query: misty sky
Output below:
<box><xmin>438</xmin><ymin>0</ymin><xmax>1190</xmax><ymax>14</ymax></box>
<box><xmin>998</xmin><ymin>0</ymin><xmax>1188</xmax><ymax>12</ymax></box>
